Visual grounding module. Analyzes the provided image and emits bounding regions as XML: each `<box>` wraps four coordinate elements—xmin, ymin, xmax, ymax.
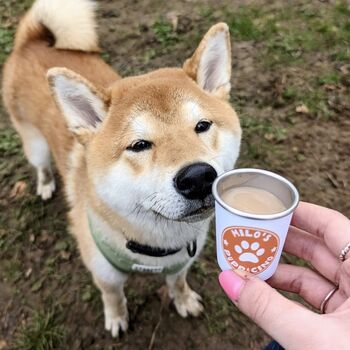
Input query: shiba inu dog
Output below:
<box><xmin>2</xmin><ymin>0</ymin><xmax>241</xmax><ymax>337</ymax></box>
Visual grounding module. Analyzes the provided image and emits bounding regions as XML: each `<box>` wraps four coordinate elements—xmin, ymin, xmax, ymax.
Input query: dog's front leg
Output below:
<box><xmin>166</xmin><ymin>268</ymin><xmax>204</xmax><ymax>318</ymax></box>
<box><xmin>92</xmin><ymin>264</ymin><xmax>129</xmax><ymax>337</ymax></box>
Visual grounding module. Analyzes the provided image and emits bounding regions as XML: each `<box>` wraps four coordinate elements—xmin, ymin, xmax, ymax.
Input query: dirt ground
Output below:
<box><xmin>0</xmin><ymin>0</ymin><xmax>349</xmax><ymax>349</ymax></box>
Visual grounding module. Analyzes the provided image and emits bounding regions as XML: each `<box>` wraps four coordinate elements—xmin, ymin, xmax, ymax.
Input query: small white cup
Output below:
<box><xmin>212</xmin><ymin>169</ymin><xmax>299</xmax><ymax>280</ymax></box>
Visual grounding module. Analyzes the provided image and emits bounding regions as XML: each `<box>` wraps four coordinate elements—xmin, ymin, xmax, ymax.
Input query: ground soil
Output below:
<box><xmin>0</xmin><ymin>0</ymin><xmax>349</xmax><ymax>349</ymax></box>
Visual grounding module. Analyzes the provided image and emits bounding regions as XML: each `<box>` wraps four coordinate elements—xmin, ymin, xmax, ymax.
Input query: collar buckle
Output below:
<box><xmin>187</xmin><ymin>240</ymin><xmax>197</xmax><ymax>257</ymax></box>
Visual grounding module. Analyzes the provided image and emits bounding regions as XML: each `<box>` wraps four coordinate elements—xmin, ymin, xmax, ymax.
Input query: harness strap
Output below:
<box><xmin>88</xmin><ymin>216</ymin><xmax>189</xmax><ymax>275</ymax></box>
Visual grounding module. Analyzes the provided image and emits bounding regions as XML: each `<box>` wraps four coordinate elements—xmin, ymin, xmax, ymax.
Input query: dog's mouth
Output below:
<box><xmin>150</xmin><ymin>196</ymin><xmax>215</xmax><ymax>223</ymax></box>
<box><xmin>151</xmin><ymin>206</ymin><xmax>214</xmax><ymax>223</ymax></box>
<box><xmin>178</xmin><ymin>205</ymin><xmax>214</xmax><ymax>222</ymax></box>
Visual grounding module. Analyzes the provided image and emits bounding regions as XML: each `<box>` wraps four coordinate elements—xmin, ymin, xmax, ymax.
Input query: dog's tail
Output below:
<box><xmin>14</xmin><ymin>0</ymin><xmax>99</xmax><ymax>52</ymax></box>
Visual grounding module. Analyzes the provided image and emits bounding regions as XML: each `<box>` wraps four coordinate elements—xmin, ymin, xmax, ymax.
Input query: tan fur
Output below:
<box><xmin>3</xmin><ymin>0</ymin><xmax>241</xmax><ymax>337</ymax></box>
<box><xmin>14</xmin><ymin>0</ymin><xmax>99</xmax><ymax>52</ymax></box>
<box><xmin>3</xmin><ymin>42</ymin><xmax>118</xmax><ymax>176</ymax></box>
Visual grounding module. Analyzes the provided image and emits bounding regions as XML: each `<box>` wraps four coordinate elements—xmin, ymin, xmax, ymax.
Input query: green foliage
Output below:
<box><xmin>152</xmin><ymin>19</ymin><xmax>178</xmax><ymax>47</ymax></box>
<box><xmin>242</xmin><ymin>116</ymin><xmax>287</xmax><ymax>143</ymax></box>
<box><xmin>100</xmin><ymin>51</ymin><xmax>111</xmax><ymax>63</ymax></box>
<box><xmin>199</xmin><ymin>6</ymin><xmax>213</xmax><ymax>19</ymax></box>
<box><xmin>335</xmin><ymin>0</ymin><xmax>350</xmax><ymax>16</ymax></box>
<box><xmin>223</xmin><ymin>2</ymin><xmax>350</xmax><ymax>67</ymax></box>
<box><xmin>3</xmin><ymin>258</ymin><xmax>22</xmax><ymax>283</ymax></box>
<box><xmin>317</xmin><ymin>73</ymin><xmax>340</xmax><ymax>85</ymax></box>
<box><xmin>227</xmin><ymin>7</ymin><xmax>262</xmax><ymax>41</ymax></box>
<box><xmin>300</xmin><ymin>89</ymin><xmax>332</xmax><ymax>119</ymax></box>
<box><xmin>14</xmin><ymin>310</ymin><xmax>65</xmax><ymax>350</ymax></box>
<box><xmin>282</xmin><ymin>86</ymin><xmax>298</xmax><ymax>101</ymax></box>
<box><xmin>0</xmin><ymin>128</ymin><xmax>22</xmax><ymax>157</ymax></box>
<box><xmin>331</xmin><ymin>48</ymin><xmax>350</xmax><ymax>61</ymax></box>
<box><xmin>205</xmin><ymin>294</ymin><xmax>232</xmax><ymax>334</ymax></box>
<box><xmin>0</xmin><ymin>28</ymin><xmax>14</xmax><ymax>64</ymax></box>
<box><xmin>0</xmin><ymin>0</ymin><xmax>35</xmax><ymax>65</ymax></box>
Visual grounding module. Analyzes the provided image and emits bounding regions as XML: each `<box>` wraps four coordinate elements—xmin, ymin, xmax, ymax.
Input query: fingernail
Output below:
<box><xmin>219</xmin><ymin>270</ymin><xmax>245</xmax><ymax>301</ymax></box>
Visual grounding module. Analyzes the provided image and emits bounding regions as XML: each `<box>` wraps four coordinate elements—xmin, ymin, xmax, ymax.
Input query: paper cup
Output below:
<box><xmin>212</xmin><ymin>169</ymin><xmax>299</xmax><ymax>280</ymax></box>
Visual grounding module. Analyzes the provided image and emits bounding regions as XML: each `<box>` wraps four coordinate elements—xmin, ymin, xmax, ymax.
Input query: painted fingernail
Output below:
<box><xmin>219</xmin><ymin>270</ymin><xmax>245</xmax><ymax>301</ymax></box>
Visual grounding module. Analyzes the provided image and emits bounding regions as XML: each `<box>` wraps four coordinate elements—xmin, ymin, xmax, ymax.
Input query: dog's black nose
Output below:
<box><xmin>174</xmin><ymin>162</ymin><xmax>217</xmax><ymax>200</ymax></box>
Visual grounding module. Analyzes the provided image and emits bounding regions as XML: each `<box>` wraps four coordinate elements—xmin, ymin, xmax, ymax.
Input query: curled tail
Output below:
<box><xmin>14</xmin><ymin>0</ymin><xmax>99</xmax><ymax>52</ymax></box>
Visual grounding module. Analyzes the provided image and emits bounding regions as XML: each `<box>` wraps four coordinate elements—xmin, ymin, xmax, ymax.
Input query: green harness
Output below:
<box><xmin>88</xmin><ymin>215</ymin><xmax>189</xmax><ymax>275</ymax></box>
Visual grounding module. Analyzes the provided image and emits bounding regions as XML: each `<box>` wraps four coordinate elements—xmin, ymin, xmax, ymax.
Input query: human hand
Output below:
<box><xmin>218</xmin><ymin>202</ymin><xmax>350</xmax><ymax>350</ymax></box>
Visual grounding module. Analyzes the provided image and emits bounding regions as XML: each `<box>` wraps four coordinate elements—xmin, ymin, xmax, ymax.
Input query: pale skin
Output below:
<box><xmin>219</xmin><ymin>201</ymin><xmax>350</xmax><ymax>350</ymax></box>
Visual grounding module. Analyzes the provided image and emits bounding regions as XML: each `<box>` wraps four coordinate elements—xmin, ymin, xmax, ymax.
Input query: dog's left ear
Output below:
<box><xmin>183</xmin><ymin>23</ymin><xmax>231</xmax><ymax>100</ymax></box>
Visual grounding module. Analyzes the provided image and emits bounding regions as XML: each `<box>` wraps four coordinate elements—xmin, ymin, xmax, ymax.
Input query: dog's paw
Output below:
<box><xmin>104</xmin><ymin>311</ymin><xmax>128</xmax><ymax>338</ymax></box>
<box><xmin>37</xmin><ymin>179</ymin><xmax>56</xmax><ymax>200</ymax></box>
<box><xmin>173</xmin><ymin>289</ymin><xmax>204</xmax><ymax>318</ymax></box>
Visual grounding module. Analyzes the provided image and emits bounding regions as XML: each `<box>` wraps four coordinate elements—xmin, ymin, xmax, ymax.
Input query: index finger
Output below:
<box><xmin>291</xmin><ymin>201</ymin><xmax>350</xmax><ymax>259</ymax></box>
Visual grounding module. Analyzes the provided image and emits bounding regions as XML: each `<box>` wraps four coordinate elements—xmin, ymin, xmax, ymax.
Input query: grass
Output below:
<box><xmin>317</xmin><ymin>73</ymin><xmax>341</xmax><ymax>86</ymax></box>
<box><xmin>0</xmin><ymin>128</ymin><xmax>22</xmax><ymax>157</ymax></box>
<box><xmin>238</xmin><ymin>114</ymin><xmax>288</xmax><ymax>164</ymax></box>
<box><xmin>194</xmin><ymin>1</ymin><xmax>348</xmax><ymax>124</ymax></box>
<box><xmin>0</xmin><ymin>27</ymin><xmax>14</xmax><ymax>64</ymax></box>
<box><xmin>100</xmin><ymin>51</ymin><xmax>111</xmax><ymax>63</ymax></box>
<box><xmin>137</xmin><ymin>18</ymin><xmax>184</xmax><ymax>63</ymax></box>
<box><xmin>0</xmin><ymin>0</ymin><xmax>34</xmax><ymax>64</ymax></box>
<box><xmin>205</xmin><ymin>291</ymin><xmax>267</xmax><ymax>347</ymax></box>
<box><xmin>152</xmin><ymin>19</ymin><xmax>179</xmax><ymax>49</ymax></box>
<box><xmin>300</xmin><ymin>88</ymin><xmax>332</xmax><ymax>119</ymax></box>
<box><xmin>14</xmin><ymin>310</ymin><xmax>65</xmax><ymax>350</ymax></box>
<box><xmin>215</xmin><ymin>1</ymin><xmax>350</xmax><ymax>67</ymax></box>
<box><xmin>331</xmin><ymin>47</ymin><xmax>350</xmax><ymax>61</ymax></box>
<box><xmin>2</xmin><ymin>258</ymin><xmax>22</xmax><ymax>283</ymax></box>
<box><xmin>265</xmin><ymin>3</ymin><xmax>350</xmax><ymax>66</ymax></box>
<box><xmin>226</xmin><ymin>7</ymin><xmax>263</xmax><ymax>41</ymax></box>
<box><xmin>282</xmin><ymin>86</ymin><xmax>298</xmax><ymax>101</ymax></box>
<box><xmin>205</xmin><ymin>294</ymin><xmax>232</xmax><ymax>335</ymax></box>
<box><xmin>0</xmin><ymin>0</ymin><xmax>34</xmax><ymax>26</ymax></box>
<box><xmin>199</xmin><ymin>6</ymin><xmax>214</xmax><ymax>19</ymax></box>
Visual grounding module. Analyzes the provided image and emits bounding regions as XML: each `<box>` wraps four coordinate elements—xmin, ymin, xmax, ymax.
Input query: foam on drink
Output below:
<box><xmin>221</xmin><ymin>186</ymin><xmax>286</xmax><ymax>215</ymax></box>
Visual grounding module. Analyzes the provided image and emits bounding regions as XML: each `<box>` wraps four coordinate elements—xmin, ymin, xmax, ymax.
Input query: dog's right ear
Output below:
<box><xmin>47</xmin><ymin>67</ymin><xmax>110</xmax><ymax>144</ymax></box>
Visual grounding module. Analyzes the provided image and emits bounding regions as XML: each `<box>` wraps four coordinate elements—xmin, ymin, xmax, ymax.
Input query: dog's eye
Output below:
<box><xmin>195</xmin><ymin>120</ymin><xmax>212</xmax><ymax>134</ymax></box>
<box><xmin>126</xmin><ymin>140</ymin><xmax>153</xmax><ymax>152</ymax></box>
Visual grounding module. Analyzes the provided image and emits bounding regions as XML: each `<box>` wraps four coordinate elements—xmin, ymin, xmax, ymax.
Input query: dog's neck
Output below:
<box><xmin>88</xmin><ymin>213</ymin><xmax>196</xmax><ymax>258</ymax></box>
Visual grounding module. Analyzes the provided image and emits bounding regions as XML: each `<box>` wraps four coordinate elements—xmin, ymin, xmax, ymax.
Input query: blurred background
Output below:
<box><xmin>0</xmin><ymin>0</ymin><xmax>349</xmax><ymax>349</ymax></box>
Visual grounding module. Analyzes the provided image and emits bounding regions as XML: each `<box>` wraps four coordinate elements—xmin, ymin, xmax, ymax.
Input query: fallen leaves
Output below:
<box><xmin>25</xmin><ymin>268</ymin><xmax>33</xmax><ymax>279</ymax></box>
<box><xmin>296</xmin><ymin>104</ymin><xmax>310</xmax><ymax>114</ymax></box>
<box><xmin>9</xmin><ymin>181</ymin><xmax>27</xmax><ymax>198</ymax></box>
<box><xmin>31</xmin><ymin>278</ymin><xmax>44</xmax><ymax>292</ymax></box>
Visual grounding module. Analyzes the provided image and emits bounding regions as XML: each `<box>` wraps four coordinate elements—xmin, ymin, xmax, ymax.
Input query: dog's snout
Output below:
<box><xmin>174</xmin><ymin>162</ymin><xmax>217</xmax><ymax>200</ymax></box>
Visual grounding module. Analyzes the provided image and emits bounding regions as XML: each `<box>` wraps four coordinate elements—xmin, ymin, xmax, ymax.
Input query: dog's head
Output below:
<box><xmin>48</xmin><ymin>23</ymin><xmax>241</xmax><ymax>242</ymax></box>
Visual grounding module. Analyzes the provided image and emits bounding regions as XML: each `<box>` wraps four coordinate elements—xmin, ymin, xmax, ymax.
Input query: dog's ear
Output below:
<box><xmin>183</xmin><ymin>23</ymin><xmax>231</xmax><ymax>100</ymax></box>
<box><xmin>47</xmin><ymin>67</ymin><xmax>110</xmax><ymax>144</ymax></box>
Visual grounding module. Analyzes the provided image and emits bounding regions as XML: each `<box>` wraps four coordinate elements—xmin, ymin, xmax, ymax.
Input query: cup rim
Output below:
<box><xmin>212</xmin><ymin>168</ymin><xmax>300</xmax><ymax>220</ymax></box>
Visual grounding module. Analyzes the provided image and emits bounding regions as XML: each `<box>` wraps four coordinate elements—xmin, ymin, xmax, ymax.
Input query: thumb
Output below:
<box><xmin>219</xmin><ymin>270</ymin><xmax>318</xmax><ymax>347</ymax></box>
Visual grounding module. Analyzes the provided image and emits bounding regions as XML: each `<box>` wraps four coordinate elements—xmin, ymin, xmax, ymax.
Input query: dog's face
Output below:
<box><xmin>48</xmin><ymin>23</ymin><xmax>241</xmax><ymax>241</ymax></box>
<box><xmin>91</xmin><ymin>72</ymin><xmax>241</xmax><ymax>223</ymax></box>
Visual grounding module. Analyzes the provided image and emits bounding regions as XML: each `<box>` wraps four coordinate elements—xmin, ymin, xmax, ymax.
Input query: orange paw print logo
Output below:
<box><xmin>222</xmin><ymin>226</ymin><xmax>279</xmax><ymax>275</ymax></box>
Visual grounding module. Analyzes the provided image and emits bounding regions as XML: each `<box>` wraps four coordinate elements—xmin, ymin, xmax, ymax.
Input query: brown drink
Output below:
<box><xmin>221</xmin><ymin>186</ymin><xmax>287</xmax><ymax>215</ymax></box>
